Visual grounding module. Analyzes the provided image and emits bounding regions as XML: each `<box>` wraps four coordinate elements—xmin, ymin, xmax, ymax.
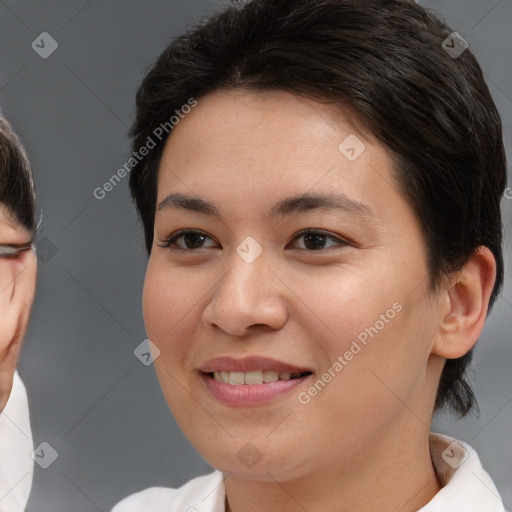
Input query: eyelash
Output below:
<box><xmin>158</xmin><ymin>228</ymin><xmax>350</xmax><ymax>252</ymax></box>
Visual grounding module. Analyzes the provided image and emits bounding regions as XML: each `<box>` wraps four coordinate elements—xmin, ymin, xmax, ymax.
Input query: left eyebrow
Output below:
<box><xmin>268</xmin><ymin>192</ymin><xmax>375</xmax><ymax>220</ymax></box>
<box><xmin>156</xmin><ymin>192</ymin><xmax>376</xmax><ymax>221</ymax></box>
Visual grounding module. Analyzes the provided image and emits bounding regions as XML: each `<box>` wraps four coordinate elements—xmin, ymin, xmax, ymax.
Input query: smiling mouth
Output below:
<box><xmin>205</xmin><ymin>370</ymin><xmax>312</xmax><ymax>385</ymax></box>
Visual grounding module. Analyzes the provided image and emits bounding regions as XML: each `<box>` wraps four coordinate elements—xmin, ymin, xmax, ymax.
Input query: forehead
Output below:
<box><xmin>0</xmin><ymin>203</ymin><xmax>32</xmax><ymax>232</ymax></box>
<box><xmin>0</xmin><ymin>204</ymin><xmax>18</xmax><ymax>226</ymax></box>
<box><xmin>161</xmin><ymin>89</ymin><xmax>373</xmax><ymax>157</ymax></box>
<box><xmin>155</xmin><ymin>90</ymin><xmax>406</xmax><ymax>226</ymax></box>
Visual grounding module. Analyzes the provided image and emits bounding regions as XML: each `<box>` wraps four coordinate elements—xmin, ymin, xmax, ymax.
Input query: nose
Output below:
<box><xmin>201</xmin><ymin>250</ymin><xmax>289</xmax><ymax>337</ymax></box>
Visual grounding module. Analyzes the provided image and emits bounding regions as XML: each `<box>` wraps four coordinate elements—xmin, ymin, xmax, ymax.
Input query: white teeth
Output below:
<box><xmin>211</xmin><ymin>370</ymin><xmax>301</xmax><ymax>385</ymax></box>
<box><xmin>263</xmin><ymin>370</ymin><xmax>279</xmax><ymax>383</ymax></box>
<box><xmin>245</xmin><ymin>370</ymin><xmax>264</xmax><ymax>385</ymax></box>
<box><xmin>228</xmin><ymin>371</ymin><xmax>245</xmax><ymax>385</ymax></box>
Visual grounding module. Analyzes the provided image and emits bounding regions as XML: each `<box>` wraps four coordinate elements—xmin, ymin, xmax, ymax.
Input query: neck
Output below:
<box><xmin>224</xmin><ymin>426</ymin><xmax>441</xmax><ymax>512</ymax></box>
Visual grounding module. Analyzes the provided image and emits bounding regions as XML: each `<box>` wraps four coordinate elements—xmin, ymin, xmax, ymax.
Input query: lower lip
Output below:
<box><xmin>200</xmin><ymin>372</ymin><xmax>311</xmax><ymax>406</ymax></box>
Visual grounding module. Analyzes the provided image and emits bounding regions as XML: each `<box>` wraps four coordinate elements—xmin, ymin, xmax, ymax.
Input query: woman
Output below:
<box><xmin>0</xmin><ymin>116</ymin><xmax>38</xmax><ymax>511</ymax></box>
<box><xmin>114</xmin><ymin>0</ymin><xmax>507</xmax><ymax>510</ymax></box>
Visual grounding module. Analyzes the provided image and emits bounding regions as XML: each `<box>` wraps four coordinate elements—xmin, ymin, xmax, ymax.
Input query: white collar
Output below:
<box><xmin>0</xmin><ymin>371</ymin><xmax>34</xmax><ymax>512</ymax></box>
<box><xmin>417</xmin><ymin>432</ymin><xmax>505</xmax><ymax>511</ymax></box>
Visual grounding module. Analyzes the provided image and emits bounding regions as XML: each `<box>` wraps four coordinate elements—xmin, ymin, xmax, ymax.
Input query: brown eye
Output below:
<box><xmin>159</xmin><ymin>230</ymin><xmax>218</xmax><ymax>251</ymax></box>
<box><xmin>290</xmin><ymin>230</ymin><xmax>348</xmax><ymax>251</ymax></box>
<box><xmin>158</xmin><ymin>228</ymin><xmax>349</xmax><ymax>253</ymax></box>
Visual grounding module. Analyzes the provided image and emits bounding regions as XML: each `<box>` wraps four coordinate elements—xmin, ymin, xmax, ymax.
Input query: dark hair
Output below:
<box><xmin>0</xmin><ymin>116</ymin><xmax>37</xmax><ymax>233</ymax></box>
<box><xmin>128</xmin><ymin>0</ymin><xmax>507</xmax><ymax>417</ymax></box>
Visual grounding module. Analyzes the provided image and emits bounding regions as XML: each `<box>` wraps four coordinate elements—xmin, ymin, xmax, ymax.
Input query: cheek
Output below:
<box><xmin>142</xmin><ymin>263</ymin><xmax>198</xmax><ymax>414</ymax></box>
<box><xmin>142</xmin><ymin>261</ymin><xmax>196</xmax><ymax>359</ymax></box>
<box><xmin>142</xmin><ymin>265</ymin><xmax>167</xmax><ymax>341</ymax></box>
<box><xmin>289</xmin><ymin>262</ymin><xmax>427</xmax><ymax>400</ymax></box>
<box><xmin>286</xmin><ymin>260</ymin><xmax>400</xmax><ymax>349</ymax></box>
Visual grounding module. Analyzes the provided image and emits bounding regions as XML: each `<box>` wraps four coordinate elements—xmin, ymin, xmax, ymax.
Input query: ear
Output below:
<box><xmin>0</xmin><ymin>249</ymin><xmax>37</xmax><ymax>411</ymax></box>
<box><xmin>431</xmin><ymin>246</ymin><xmax>496</xmax><ymax>359</ymax></box>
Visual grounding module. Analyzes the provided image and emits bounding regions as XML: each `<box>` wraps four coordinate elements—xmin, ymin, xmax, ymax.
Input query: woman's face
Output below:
<box><xmin>143</xmin><ymin>90</ymin><xmax>445</xmax><ymax>480</ymax></box>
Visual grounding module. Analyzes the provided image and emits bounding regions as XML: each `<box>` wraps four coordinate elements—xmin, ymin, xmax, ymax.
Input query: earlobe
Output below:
<box><xmin>431</xmin><ymin>246</ymin><xmax>496</xmax><ymax>360</ymax></box>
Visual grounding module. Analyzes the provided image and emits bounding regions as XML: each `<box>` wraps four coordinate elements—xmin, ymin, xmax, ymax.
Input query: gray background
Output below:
<box><xmin>0</xmin><ymin>1</ymin><xmax>510</xmax><ymax>510</ymax></box>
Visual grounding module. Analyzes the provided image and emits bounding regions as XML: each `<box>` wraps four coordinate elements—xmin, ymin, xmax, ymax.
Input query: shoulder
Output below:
<box><xmin>111</xmin><ymin>470</ymin><xmax>225</xmax><ymax>512</ymax></box>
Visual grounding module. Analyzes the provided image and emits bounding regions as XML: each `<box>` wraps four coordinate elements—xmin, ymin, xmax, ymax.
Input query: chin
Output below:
<box><xmin>196</xmin><ymin>440</ymin><xmax>314</xmax><ymax>483</ymax></box>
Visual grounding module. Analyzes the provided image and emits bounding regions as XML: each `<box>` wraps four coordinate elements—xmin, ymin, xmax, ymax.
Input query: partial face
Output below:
<box><xmin>0</xmin><ymin>206</ymin><xmax>37</xmax><ymax>410</ymax></box>
<box><xmin>143</xmin><ymin>90</ymin><xmax>444</xmax><ymax>481</ymax></box>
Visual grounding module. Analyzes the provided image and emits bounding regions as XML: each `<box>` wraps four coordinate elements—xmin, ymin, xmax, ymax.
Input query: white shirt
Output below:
<box><xmin>0</xmin><ymin>372</ymin><xmax>33</xmax><ymax>512</ymax></box>
<box><xmin>112</xmin><ymin>433</ymin><xmax>505</xmax><ymax>512</ymax></box>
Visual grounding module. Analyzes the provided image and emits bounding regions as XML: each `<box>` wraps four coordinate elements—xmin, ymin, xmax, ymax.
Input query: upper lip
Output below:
<box><xmin>199</xmin><ymin>356</ymin><xmax>312</xmax><ymax>374</ymax></box>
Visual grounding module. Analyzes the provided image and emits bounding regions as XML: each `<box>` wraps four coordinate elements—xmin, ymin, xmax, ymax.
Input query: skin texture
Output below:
<box><xmin>142</xmin><ymin>90</ymin><xmax>496</xmax><ymax>512</ymax></box>
<box><xmin>0</xmin><ymin>206</ymin><xmax>37</xmax><ymax>411</ymax></box>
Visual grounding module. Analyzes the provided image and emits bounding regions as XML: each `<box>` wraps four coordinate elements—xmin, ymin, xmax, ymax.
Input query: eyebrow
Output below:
<box><xmin>156</xmin><ymin>192</ymin><xmax>376</xmax><ymax>221</ymax></box>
